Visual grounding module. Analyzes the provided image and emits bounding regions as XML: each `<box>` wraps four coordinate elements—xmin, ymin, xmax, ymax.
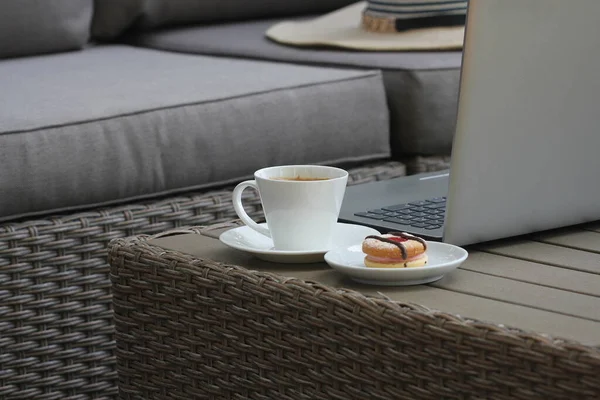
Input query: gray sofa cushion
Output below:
<box><xmin>92</xmin><ymin>0</ymin><xmax>355</xmax><ymax>40</ymax></box>
<box><xmin>0</xmin><ymin>0</ymin><xmax>92</xmax><ymax>59</ymax></box>
<box><xmin>0</xmin><ymin>45</ymin><xmax>389</xmax><ymax>221</ymax></box>
<box><xmin>128</xmin><ymin>18</ymin><xmax>462</xmax><ymax>156</ymax></box>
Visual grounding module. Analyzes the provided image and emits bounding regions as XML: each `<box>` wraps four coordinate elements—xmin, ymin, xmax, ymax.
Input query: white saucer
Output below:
<box><xmin>324</xmin><ymin>241</ymin><xmax>468</xmax><ymax>286</ymax></box>
<box><xmin>219</xmin><ymin>223</ymin><xmax>381</xmax><ymax>263</ymax></box>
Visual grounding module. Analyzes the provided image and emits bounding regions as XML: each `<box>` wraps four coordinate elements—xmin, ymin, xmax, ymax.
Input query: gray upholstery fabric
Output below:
<box><xmin>92</xmin><ymin>0</ymin><xmax>355</xmax><ymax>40</ymax></box>
<box><xmin>0</xmin><ymin>0</ymin><xmax>92</xmax><ymax>59</ymax></box>
<box><xmin>128</xmin><ymin>18</ymin><xmax>462</xmax><ymax>155</ymax></box>
<box><xmin>0</xmin><ymin>45</ymin><xmax>390</xmax><ymax>221</ymax></box>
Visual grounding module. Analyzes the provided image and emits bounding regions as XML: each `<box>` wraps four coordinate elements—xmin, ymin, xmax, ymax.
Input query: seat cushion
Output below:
<box><xmin>0</xmin><ymin>45</ymin><xmax>389</xmax><ymax>222</ymax></box>
<box><xmin>0</xmin><ymin>0</ymin><xmax>92</xmax><ymax>59</ymax></box>
<box><xmin>128</xmin><ymin>18</ymin><xmax>462</xmax><ymax>156</ymax></box>
<box><xmin>92</xmin><ymin>0</ymin><xmax>355</xmax><ymax>40</ymax></box>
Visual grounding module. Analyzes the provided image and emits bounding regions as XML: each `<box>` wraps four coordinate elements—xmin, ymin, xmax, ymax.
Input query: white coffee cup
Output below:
<box><xmin>232</xmin><ymin>165</ymin><xmax>348</xmax><ymax>251</ymax></box>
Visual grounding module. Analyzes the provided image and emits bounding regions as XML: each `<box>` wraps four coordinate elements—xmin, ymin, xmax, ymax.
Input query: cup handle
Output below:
<box><xmin>232</xmin><ymin>180</ymin><xmax>271</xmax><ymax>238</ymax></box>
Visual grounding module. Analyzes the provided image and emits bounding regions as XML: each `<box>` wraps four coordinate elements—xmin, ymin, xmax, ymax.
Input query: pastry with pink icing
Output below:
<box><xmin>362</xmin><ymin>232</ymin><xmax>428</xmax><ymax>268</ymax></box>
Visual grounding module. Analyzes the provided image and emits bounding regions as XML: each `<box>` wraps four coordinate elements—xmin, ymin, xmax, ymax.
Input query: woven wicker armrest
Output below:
<box><xmin>108</xmin><ymin>229</ymin><xmax>600</xmax><ymax>400</ymax></box>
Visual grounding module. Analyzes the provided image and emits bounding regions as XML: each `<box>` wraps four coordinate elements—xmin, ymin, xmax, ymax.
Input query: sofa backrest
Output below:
<box><xmin>0</xmin><ymin>0</ymin><xmax>93</xmax><ymax>59</ymax></box>
<box><xmin>92</xmin><ymin>0</ymin><xmax>357</xmax><ymax>40</ymax></box>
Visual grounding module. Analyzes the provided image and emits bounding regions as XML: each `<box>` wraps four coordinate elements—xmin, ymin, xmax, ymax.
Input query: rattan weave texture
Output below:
<box><xmin>406</xmin><ymin>155</ymin><xmax>452</xmax><ymax>174</ymax></box>
<box><xmin>108</xmin><ymin>228</ymin><xmax>600</xmax><ymax>400</ymax></box>
<box><xmin>0</xmin><ymin>161</ymin><xmax>406</xmax><ymax>400</ymax></box>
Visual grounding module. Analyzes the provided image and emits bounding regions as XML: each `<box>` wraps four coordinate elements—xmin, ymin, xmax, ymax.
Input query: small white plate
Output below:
<box><xmin>324</xmin><ymin>241</ymin><xmax>468</xmax><ymax>286</ymax></box>
<box><xmin>219</xmin><ymin>223</ymin><xmax>381</xmax><ymax>263</ymax></box>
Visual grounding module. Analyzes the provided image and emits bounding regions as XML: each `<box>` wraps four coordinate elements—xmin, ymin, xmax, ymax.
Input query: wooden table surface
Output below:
<box><xmin>149</xmin><ymin>221</ymin><xmax>600</xmax><ymax>346</ymax></box>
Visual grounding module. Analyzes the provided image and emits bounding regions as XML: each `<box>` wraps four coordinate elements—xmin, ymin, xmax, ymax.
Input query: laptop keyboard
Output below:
<box><xmin>354</xmin><ymin>197</ymin><xmax>446</xmax><ymax>230</ymax></box>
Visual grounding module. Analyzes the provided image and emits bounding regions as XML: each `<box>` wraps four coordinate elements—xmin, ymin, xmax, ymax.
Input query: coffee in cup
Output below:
<box><xmin>232</xmin><ymin>165</ymin><xmax>348</xmax><ymax>251</ymax></box>
<box><xmin>271</xmin><ymin>176</ymin><xmax>330</xmax><ymax>182</ymax></box>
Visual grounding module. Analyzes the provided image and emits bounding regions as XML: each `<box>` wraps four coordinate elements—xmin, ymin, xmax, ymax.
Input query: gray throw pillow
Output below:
<box><xmin>92</xmin><ymin>0</ymin><xmax>356</xmax><ymax>40</ymax></box>
<box><xmin>0</xmin><ymin>0</ymin><xmax>93</xmax><ymax>59</ymax></box>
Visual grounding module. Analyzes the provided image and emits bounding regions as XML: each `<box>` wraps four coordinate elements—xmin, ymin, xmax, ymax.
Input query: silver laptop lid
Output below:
<box><xmin>444</xmin><ymin>0</ymin><xmax>600</xmax><ymax>245</ymax></box>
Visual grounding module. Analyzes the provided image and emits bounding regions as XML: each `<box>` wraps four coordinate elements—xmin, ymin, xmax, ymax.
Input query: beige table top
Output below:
<box><xmin>149</xmin><ymin>221</ymin><xmax>600</xmax><ymax>346</ymax></box>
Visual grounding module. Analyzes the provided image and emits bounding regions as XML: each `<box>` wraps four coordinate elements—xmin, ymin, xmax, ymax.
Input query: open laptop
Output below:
<box><xmin>339</xmin><ymin>0</ymin><xmax>600</xmax><ymax>246</ymax></box>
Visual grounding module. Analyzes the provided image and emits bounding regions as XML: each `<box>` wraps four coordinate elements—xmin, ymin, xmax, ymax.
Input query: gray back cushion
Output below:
<box><xmin>92</xmin><ymin>0</ymin><xmax>356</xmax><ymax>39</ymax></box>
<box><xmin>0</xmin><ymin>0</ymin><xmax>92</xmax><ymax>59</ymax></box>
